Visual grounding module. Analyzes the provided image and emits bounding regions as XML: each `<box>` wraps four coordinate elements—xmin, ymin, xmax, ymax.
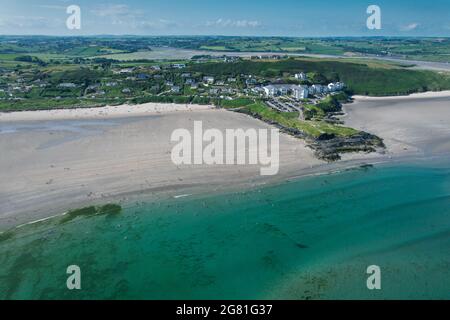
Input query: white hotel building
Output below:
<box><xmin>263</xmin><ymin>84</ymin><xmax>309</xmax><ymax>99</ymax></box>
<box><xmin>263</xmin><ymin>82</ymin><xmax>345</xmax><ymax>99</ymax></box>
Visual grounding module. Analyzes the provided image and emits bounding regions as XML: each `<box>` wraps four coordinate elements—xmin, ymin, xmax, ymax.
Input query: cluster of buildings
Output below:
<box><xmin>294</xmin><ymin>72</ymin><xmax>307</xmax><ymax>81</ymax></box>
<box><xmin>263</xmin><ymin>84</ymin><xmax>309</xmax><ymax>99</ymax></box>
<box><xmin>250</xmin><ymin>54</ymin><xmax>288</xmax><ymax>60</ymax></box>
<box><xmin>263</xmin><ymin>82</ymin><xmax>345</xmax><ymax>100</ymax></box>
<box><xmin>58</xmin><ymin>83</ymin><xmax>78</xmax><ymax>88</ymax></box>
<box><xmin>0</xmin><ymin>71</ymin><xmax>49</xmax><ymax>99</ymax></box>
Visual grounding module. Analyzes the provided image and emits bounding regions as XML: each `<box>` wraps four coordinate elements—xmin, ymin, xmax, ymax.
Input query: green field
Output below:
<box><xmin>238</xmin><ymin>101</ymin><xmax>358</xmax><ymax>138</ymax></box>
<box><xmin>220</xmin><ymin>98</ymin><xmax>255</xmax><ymax>109</ymax></box>
<box><xmin>189</xmin><ymin>58</ymin><xmax>450</xmax><ymax>96</ymax></box>
<box><xmin>2</xmin><ymin>36</ymin><xmax>450</xmax><ymax>63</ymax></box>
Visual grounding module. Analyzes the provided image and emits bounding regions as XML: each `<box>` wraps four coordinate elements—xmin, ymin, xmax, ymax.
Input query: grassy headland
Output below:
<box><xmin>189</xmin><ymin>58</ymin><xmax>450</xmax><ymax>96</ymax></box>
<box><xmin>1</xmin><ymin>39</ymin><xmax>445</xmax><ymax>160</ymax></box>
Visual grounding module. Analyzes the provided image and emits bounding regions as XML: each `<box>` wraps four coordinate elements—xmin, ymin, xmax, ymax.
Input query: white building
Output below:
<box><xmin>335</xmin><ymin>82</ymin><xmax>345</xmax><ymax>90</ymax></box>
<box><xmin>328</xmin><ymin>83</ymin><xmax>337</xmax><ymax>92</ymax></box>
<box><xmin>263</xmin><ymin>82</ymin><xmax>343</xmax><ymax>99</ymax></box>
<box><xmin>294</xmin><ymin>72</ymin><xmax>307</xmax><ymax>81</ymax></box>
<box><xmin>326</xmin><ymin>82</ymin><xmax>345</xmax><ymax>92</ymax></box>
<box><xmin>118</xmin><ymin>68</ymin><xmax>134</xmax><ymax>74</ymax></box>
<box><xmin>311</xmin><ymin>84</ymin><xmax>325</xmax><ymax>94</ymax></box>
<box><xmin>292</xmin><ymin>86</ymin><xmax>309</xmax><ymax>99</ymax></box>
<box><xmin>171</xmin><ymin>86</ymin><xmax>181</xmax><ymax>93</ymax></box>
<box><xmin>263</xmin><ymin>84</ymin><xmax>290</xmax><ymax>96</ymax></box>
<box><xmin>263</xmin><ymin>84</ymin><xmax>308</xmax><ymax>99</ymax></box>
<box><xmin>263</xmin><ymin>85</ymin><xmax>277</xmax><ymax>96</ymax></box>
<box><xmin>58</xmin><ymin>83</ymin><xmax>77</xmax><ymax>88</ymax></box>
<box><xmin>203</xmin><ymin>76</ymin><xmax>215</xmax><ymax>84</ymax></box>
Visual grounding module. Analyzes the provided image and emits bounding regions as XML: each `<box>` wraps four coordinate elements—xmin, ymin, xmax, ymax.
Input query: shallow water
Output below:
<box><xmin>1</xmin><ymin>160</ymin><xmax>450</xmax><ymax>300</ymax></box>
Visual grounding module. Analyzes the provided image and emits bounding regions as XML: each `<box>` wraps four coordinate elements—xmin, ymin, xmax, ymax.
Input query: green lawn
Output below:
<box><xmin>190</xmin><ymin>58</ymin><xmax>450</xmax><ymax>96</ymax></box>
<box><xmin>240</xmin><ymin>102</ymin><xmax>358</xmax><ymax>138</ymax></box>
<box><xmin>220</xmin><ymin>98</ymin><xmax>255</xmax><ymax>109</ymax></box>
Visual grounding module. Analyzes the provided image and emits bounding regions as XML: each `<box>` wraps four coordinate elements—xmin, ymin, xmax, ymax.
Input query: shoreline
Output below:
<box><xmin>0</xmin><ymin>108</ymin><xmax>322</xmax><ymax>230</ymax></box>
<box><xmin>351</xmin><ymin>90</ymin><xmax>450</xmax><ymax>101</ymax></box>
<box><xmin>1</xmin><ymin>91</ymin><xmax>450</xmax><ymax>230</ymax></box>
<box><xmin>0</xmin><ymin>141</ymin><xmax>443</xmax><ymax>233</ymax></box>
<box><xmin>0</xmin><ymin>102</ymin><xmax>214</xmax><ymax>122</ymax></box>
<box><xmin>1</xmin><ymin>90</ymin><xmax>449</xmax><ymax>122</ymax></box>
<box><xmin>342</xmin><ymin>91</ymin><xmax>450</xmax><ymax>157</ymax></box>
<box><xmin>3</xmin><ymin>153</ymin><xmax>450</xmax><ymax>300</ymax></box>
<box><xmin>0</xmin><ymin>152</ymin><xmax>430</xmax><ymax>235</ymax></box>
<box><xmin>3</xmin><ymin>150</ymin><xmax>449</xmax><ymax>237</ymax></box>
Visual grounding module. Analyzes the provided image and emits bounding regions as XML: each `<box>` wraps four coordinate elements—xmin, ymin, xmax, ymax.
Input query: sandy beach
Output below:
<box><xmin>0</xmin><ymin>105</ymin><xmax>324</xmax><ymax>229</ymax></box>
<box><xmin>0</xmin><ymin>102</ymin><xmax>213</xmax><ymax>122</ymax></box>
<box><xmin>1</xmin><ymin>93</ymin><xmax>450</xmax><ymax>230</ymax></box>
<box><xmin>343</xmin><ymin>91</ymin><xmax>450</xmax><ymax>157</ymax></box>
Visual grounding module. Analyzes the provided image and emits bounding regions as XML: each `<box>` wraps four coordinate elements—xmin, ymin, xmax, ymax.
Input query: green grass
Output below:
<box><xmin>0</xmin><ymin>53</ymin><xmax>21</xmax><ymax>61</ymax></box>
<box><xmin>3</xmin><ymin>36</ymin><xmax>450</xmax><ymax>63</ymax></box>
<box><xmin>304</xmin><ymin>43</ymin><xmax>346</xmax><ymax>55</ymax></box>
<box><xmin>303</xmin><ymin>104</ymin><xmax>326</xmax><ymax>119</ymax></box>
<box><xmin>241</xmin><ymin>102</ymin><xmax>358</xmax><ymax>138</ymax></box>
<box><xmin>199</xmin><ymin>46</ymin><xmax>229</xmax><ymax>51</ymax></box>
<box><xmin>220</xmin><ymin>98</ymin><xmax>254</xmax><ymax>108</ymax></box>
<box><xmin>189</xmin><ymin>58</ymin><xmax>450</xmax><ymax>96</ymax></box>
<box><xmin>0</xmin><ymin>98</ymin><xmax>126</xmax><ymax>112</ymax></box>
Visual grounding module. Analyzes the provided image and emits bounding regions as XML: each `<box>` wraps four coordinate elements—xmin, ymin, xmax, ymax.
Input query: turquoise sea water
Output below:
<box><xmin>1</xmin><ymin>160</ymin><xmax>450</xmax><ymax>300</ymax></box>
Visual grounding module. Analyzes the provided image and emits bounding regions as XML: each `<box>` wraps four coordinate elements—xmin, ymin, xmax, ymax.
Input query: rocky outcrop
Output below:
<box><xmin>235</xmin><ymin>108</ymin><xmax>385</xmax><ymax>162</ymax></box>
<box><xmin>307</xmin><ymin>132</ymin><xmax>385</xmax><ymax>162</ymax></box>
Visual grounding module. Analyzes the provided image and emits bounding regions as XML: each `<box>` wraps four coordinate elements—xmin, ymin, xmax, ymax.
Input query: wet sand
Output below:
<box><xmin>0</xmin><ymin>108</ymin><xmax>324</xmax><ymax>229</ymax></box>
<box><xmin>343</xmin><ymin>92</ymin><xmax>450</xmax><ymax>158</ymax></box>
<box><xmin>1</xmin><ymin>92</ymin><xmax>450</xmax><ymax>230</ymax></box>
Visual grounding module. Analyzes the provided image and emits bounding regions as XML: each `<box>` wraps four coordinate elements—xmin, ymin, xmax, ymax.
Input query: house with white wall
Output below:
<box><xmin>292</xmin><ymin>86</ymin><xmax>309</xmax><ymax>99</ymax></box>
<box><xmin>203</xmin><ymin>76</ymin><xmax>215</xmax><ymax>84</ymax></box>
<box><xmin>263</xmin><ymin>84</ymin><xmax>308</xmax><ymax>99</ymax></box>
<box><xmin>294</xmin><ymin>72</ymin><xmax>307</xmax><ymax>81</ymax></box>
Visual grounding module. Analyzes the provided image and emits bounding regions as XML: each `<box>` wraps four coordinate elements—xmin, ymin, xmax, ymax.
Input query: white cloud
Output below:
<box><xmin>206</xmin><ymin>18</ymin><xmax>261</xmax><ymax>28</ymax></box>
<box><xmin>90</xmin><ymin>4</ymin><xmax>178</xmax><ymax>30</ymax></box>
<box><xmin>91</xmin><ymin>4</ymin><xmax>144</xmax><ymax>25</ymax></box>
<box><xmin>91</xmin><ymin>4</ymin><xmax>134</xmax><ymax>18</ymax></box>
<box><xmin>400</xmin><ymin>23</ymin><xmax>419</xmax><ymax>32</ymax></box>
<box><xmin>34</xmin><ymin>5</ymin><xmax>66</xmax><ymax>10</ymax></box>
<box><xmin>139</xmin><ymin>19</ymin><xmax>179</xmax><ymax>29</ymax></box>
<box><xmin>0</xmin><ymin>15</ymin><xmax>57</xmax><ymax>29</ymax></box>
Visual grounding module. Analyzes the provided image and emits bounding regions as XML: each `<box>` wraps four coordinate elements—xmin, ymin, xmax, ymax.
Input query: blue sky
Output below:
<box><xmin>0</xmin><ymin>0</ymin><xmax>449</xmax><ymax>36</ymax></box>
